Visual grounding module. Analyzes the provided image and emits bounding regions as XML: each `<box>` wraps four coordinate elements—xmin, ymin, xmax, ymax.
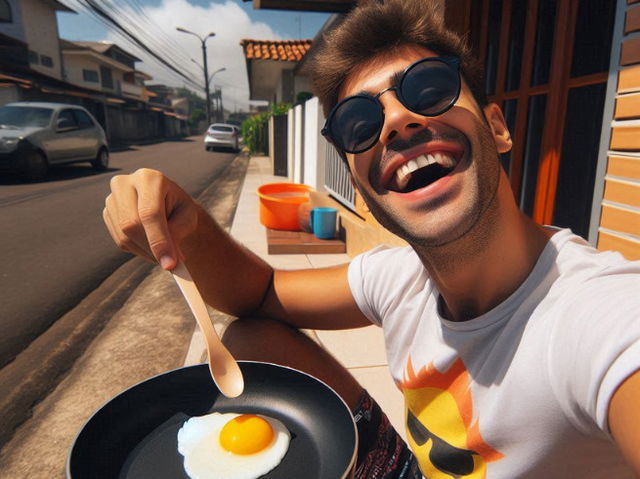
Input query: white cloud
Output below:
<box><xmin>104</xmin><ymin>0</ymin><xmax>280</xmax><ymax>112</ymax></box>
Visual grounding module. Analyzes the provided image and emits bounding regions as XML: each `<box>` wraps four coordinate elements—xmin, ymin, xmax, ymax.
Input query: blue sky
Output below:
<box><xmin>57</xmin><ymin>0</ymin><xmax>331</xmax><ymax>110</ymax></box>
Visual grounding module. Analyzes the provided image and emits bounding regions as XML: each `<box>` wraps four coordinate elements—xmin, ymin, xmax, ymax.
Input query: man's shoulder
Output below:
<box><xmin>545</xmin><ymin>230</ymin><xmax>640</xmax><ymax>315</ymax></box>
<box><xmin>550</xmin><ymin>228</ymin><xmax>639</xmax><ymax>279</ymax></box>
<box><xmin>350</xmin><ymin>244</ymin><xmax>429</xmax><ymax>286</ymax></box>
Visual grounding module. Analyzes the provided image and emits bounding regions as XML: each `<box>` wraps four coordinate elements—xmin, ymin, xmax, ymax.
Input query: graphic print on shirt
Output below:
<box><xmin>400</xmin><ymin>357</ymin><xmax>504</xmax><ymax>478</ymax></box>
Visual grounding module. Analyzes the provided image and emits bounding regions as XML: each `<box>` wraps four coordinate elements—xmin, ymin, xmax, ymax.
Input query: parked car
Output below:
<box><xmin>204</xmin><ymin>123</ymin><xmax>240</xmax><ymax>152</ymax></box>
<box><xmin>0</xmin><ymin>102</ymin><xmax>109</xmax><ymax>181</ymax></box>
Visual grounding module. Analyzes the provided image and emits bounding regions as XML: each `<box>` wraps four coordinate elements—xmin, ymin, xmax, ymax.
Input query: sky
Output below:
<box><xmin>56</xmin><ymin>0</ymin><xmax>332</xmax><ymax>112</ymax></box>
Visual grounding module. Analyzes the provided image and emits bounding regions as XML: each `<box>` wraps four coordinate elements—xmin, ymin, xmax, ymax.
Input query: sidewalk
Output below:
<box><xmin>0</xmin><ymin>154</ymin><xmax>403</xmax><ymax>478</ymax></box>
<box><xmin>185</xmin><ymin>155</ymin><xmax>405</xmax><ymax>437</ymax></box>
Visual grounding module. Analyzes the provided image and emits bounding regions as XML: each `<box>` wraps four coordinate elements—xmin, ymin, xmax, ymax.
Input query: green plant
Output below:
<box><xmin>295</xmin><ymin>92</ymin><xmax>313</xmax><ymax>105</ymax></box>
<box><xmin>241</xmin><ymin>103</ymin><xmax>292</xmax><ymax>154</ymax></box>
<box><xmin>188</xmin><ymin>108</ymin><xmax>206</xmax><ymax>128</ymax></box>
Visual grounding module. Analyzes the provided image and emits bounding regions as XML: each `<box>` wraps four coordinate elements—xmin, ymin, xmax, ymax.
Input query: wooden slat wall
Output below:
<box><xmin>596</xmin><ymin>0</ymin><xmax>640</xmax><ymax>260</ymax></box>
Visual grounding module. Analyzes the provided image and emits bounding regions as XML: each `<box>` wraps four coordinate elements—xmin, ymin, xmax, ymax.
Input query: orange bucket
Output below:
<box><xmin>257</xmin><ymin>183</ymin><xmax>313</xmax><ymax>231</ymax></box>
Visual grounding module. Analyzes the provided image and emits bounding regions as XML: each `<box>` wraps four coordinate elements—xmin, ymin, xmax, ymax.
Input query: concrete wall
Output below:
<box><xmin>63</xmin><ymin>54</ymin><xmax>127</xmax><ymax>96</ymax></box>
<box><xmin>302</xmin><ymin>97</ymin><xmax>325</xmax><ymax>191</ymax></box>
<box><xmin>62</xmin><ymin>55</ymin><xmax>102</xmax><ymax>91</ymax></box>
<box><xmin>287</xmin><ymin>108</ymin><xmax>294</xmax><ymax>181</ymax></box>
<box><xmin>0</xmin><ymin>85</ymin><xmax>21</xmax><ymax>104</ymax></box>
<box><xmin>20</xmin><ymin>0</ymin><xmax>63</xmax><ymax>79</ymax></box>
<box><xmin>292</xmin><ymin>104</ymin><xmax>303</xmax><ymax>184</ymax></box>
<box><xmin>294</xmin><ymin>74</ymin><xmax>312</xmax><ymax>100</ymax></box>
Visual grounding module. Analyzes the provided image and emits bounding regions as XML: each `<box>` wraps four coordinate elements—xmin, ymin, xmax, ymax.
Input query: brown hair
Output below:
<box><xmin>308</xmin><ymin>0</ymin><xmax>487</xmax><ymax>118</ymax></box>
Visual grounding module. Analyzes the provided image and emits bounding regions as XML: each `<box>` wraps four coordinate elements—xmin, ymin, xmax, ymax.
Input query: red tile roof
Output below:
<box><xmin>240</xmin><ymin>39</ymin><xmax>312</xmax><ymax>62</ymax></box>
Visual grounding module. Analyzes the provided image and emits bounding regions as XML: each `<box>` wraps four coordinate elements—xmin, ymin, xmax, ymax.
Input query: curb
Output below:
<box><xmin>0</xmin><ymin>154</ymin><xmax>250</xmax><ymax>449</ymax></box>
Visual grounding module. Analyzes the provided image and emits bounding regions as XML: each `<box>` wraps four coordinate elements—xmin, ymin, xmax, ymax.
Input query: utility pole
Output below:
<box><xmin>176</xmin><ymin>27</ymin><xmax>215</xmax><ymax>125</ymax></box>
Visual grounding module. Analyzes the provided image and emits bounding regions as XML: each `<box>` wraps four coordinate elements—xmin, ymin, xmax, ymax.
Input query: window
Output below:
<box><xmin>0</xmin><ymin>0</ymin><xmax>12</xmax><ymax>22</ymax></box>
<box><xmin>40</xmin><ymin>55</ymin><xmax>53</xmax><ymax>67</ymax></box>
<box><xmin>82</xmin><ymin>69</ymin><xmax>99</xmax><ymax>83</ymax></box>
<box><xmin>72</xmin><ymin>109</ymin><xmax>94</xmax><ymax>129</ymax></box>
<box><xmin>28</xmin><ymin>50</ymin><xmax>38</xmax><ymax>65</ymax></box>
<box><xmin>100</xmin><ymin>66</ymin><xmax>113</xmax><ymax>89</ymax></box>
<box><xmin>57</xmin><ymin>110</ymin><xmax>78</xmax><ymax>130</ymax></box>
<box><xmin>468</xmin><ymin>0</ymin><xmax>616</xmax><ymax>234</ymax></box>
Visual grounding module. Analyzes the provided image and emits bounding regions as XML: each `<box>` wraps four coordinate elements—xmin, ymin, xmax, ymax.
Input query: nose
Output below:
<box><xmin>377</xmin><ymin>90</ymin><xmax>430</xmax><ymax>146</ymax></box>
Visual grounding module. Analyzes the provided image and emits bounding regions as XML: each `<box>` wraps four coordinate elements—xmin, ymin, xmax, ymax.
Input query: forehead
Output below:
<box><xmin>338</xmin><ymin>45</ymin><xmax>439</xmax><ymax>100</ymax></box>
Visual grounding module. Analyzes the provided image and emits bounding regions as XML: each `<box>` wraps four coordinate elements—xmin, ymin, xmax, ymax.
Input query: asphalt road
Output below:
<box><xmin>0</xmin><ymin>137</ymin><xmax>237</xmax><ymax>368</ymax></box>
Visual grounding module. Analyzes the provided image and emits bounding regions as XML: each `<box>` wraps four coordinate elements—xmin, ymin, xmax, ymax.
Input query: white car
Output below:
<box><xmin>204</xmin><ymin>123</ymin><xmax>240</xmax><ymax>152</ymax></box>
<box><xmin>0</xmin><ymin>102</ymin><xmax>109</xmax><ymax>181</ymax></box>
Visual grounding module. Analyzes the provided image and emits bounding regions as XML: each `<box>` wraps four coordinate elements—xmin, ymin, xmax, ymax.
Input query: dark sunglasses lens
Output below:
<box><xmin>401</xmin><ymin>59</ymin><xmax>459</xmax><ymax>115</ymax></box>
<box><xmin>329</xmin><ymin>96</ymin><xmax>382</xmax><ymax>153</ymax></box>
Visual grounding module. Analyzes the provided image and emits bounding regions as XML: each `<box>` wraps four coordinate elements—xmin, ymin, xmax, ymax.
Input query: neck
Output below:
<box><xmin>415</xmin><ymin>178</ymin><xmax>553</xmax><ymax>322</ymax></box>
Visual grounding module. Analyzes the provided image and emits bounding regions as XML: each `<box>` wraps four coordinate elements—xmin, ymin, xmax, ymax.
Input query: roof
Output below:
<box><xmin>71</xmin><ymin>41</ymin><xmax>113</xmax><ymax>54</ymax></box>
<box><xmin>4</xmin><ymin>102</ymin><xmax>87</xmax><ymax>110</ymax></box>
<box><xmin>240</xmin><ymin>39</ymin><xmax>312</xmax><ymax>62</ymax></box>
<box><xmin>44</xmin><ymin>0</ymin><xmax>75</xmax><ymax>13</ymax></box>
<box><xmin>65</xmin><ymin>41</ymin><xmax>142</xmax><ymax>63</ymax></box>
<box><xmin>242</xmin><ymin>0</ymin><xmax>355</xmax><ymax>13</ymax></box>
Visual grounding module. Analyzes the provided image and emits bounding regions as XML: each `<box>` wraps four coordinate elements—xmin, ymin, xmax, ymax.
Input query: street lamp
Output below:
<box><xmin>177</xmin><ymin>26</ymin><xmax>216</xmax><ymax>125</ymax></box>
<box><xmin>208</xmin><ymin>67</ymin><xmax>226</xmax><ymax>122</ymax></box>
<box><xmin>208</xmin><ymin>67</ymin><xmax>226</xmax><ymax>87</ymax></box>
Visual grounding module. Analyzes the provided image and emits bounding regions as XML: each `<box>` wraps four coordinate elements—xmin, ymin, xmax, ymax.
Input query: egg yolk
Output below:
<box><xmin>219</xmin><ymin>414</ymin><xmax>274</xmax><ymax>455</ymax></box>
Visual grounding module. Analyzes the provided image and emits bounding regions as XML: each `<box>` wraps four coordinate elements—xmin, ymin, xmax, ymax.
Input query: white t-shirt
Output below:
<box><xmin>348</xmin><ymin>228</ymin><xmax>640</xmax><ymax>478</ymax></box>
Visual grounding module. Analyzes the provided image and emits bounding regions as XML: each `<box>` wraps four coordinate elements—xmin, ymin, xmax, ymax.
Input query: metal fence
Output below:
<box><xmin>323</xmin><ymin>143</ymin><xmax>355</xmax><ymax>210</ymax></box>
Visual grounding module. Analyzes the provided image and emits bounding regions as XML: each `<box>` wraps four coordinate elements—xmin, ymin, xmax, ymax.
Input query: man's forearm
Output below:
<box><xmin>180</xmin><ymin>205</ymin><xmax>274</xmax><ymax>317</ymax></box>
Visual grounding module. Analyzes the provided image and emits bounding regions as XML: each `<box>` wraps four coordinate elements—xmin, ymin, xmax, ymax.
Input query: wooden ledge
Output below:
<box><xmin>266</xmin><ymin>228</ymin><xmax>346</xmax><ymax>254</ymax></box>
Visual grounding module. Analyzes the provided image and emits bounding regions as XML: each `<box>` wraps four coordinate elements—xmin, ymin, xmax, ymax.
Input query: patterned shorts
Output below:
<box><xmin>353</xmin><ymin>390</ymin><xmax>422</xmax><ymax>479</ymax></box>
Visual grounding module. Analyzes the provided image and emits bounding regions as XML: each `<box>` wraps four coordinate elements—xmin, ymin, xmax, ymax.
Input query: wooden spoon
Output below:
<box><xmin>171</xmin><ymin>261</ymin><xmax>244</xmax><ymax>398</ymax></box>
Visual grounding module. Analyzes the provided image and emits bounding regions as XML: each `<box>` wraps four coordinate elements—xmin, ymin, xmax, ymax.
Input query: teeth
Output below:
<box><xmin>436</xmin><ymin>152</ymin><xmax>454</xmax><ymax>168</ymax></box>
<box><xmin>393</xmin><ymin>152</ymin><xmax>457</xmax><ymax>184</ymax></box>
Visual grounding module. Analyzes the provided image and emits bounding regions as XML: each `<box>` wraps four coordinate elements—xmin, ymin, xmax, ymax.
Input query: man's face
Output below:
<box><xmin>339</xmin><ymin>45</ymin><xmax>511</xmax><ymax>248</ymax></box>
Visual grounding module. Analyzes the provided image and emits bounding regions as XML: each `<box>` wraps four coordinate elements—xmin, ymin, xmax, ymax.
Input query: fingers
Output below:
<box><xmin>103</xmin><ymin>168</ymin><xmax>196</xmax><ymax>270</ymax></box>
<box><xmin>134</xmin><ymin>170</ymin><xmax>178</xmax><ymax>269</ymax></box>
<box><xmin>102</xmin><ymin>205</ymin><xmax>155</xmax><ymax>262</ymax></box>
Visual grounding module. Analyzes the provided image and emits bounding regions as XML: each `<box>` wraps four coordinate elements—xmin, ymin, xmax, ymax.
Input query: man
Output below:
<box><xmin>103</xmin><ymin>0</ymin><xmax>640</xmax><ymax>477</ymax></box>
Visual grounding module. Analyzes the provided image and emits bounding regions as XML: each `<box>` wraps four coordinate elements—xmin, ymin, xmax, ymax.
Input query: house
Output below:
<box><xmin>240</xmin><ymin>38</ymin><xmax>313</xmax><ymax>105</ymax></box>
<box><xmin>0</xmin><ymin>0</ymin><xmax>189</xmax><ymax>145</ymax></box>
<box><xmin>0</xmin><ymin>0</ymin><xmax>72</xmax><ymax>81</ymax></box>
<box><xmin>61</xmin><ymin>40</ymin><xmax>152</xmax><ymax>103</ymax></box>
<box><xmin>245</xmin><ymin>0</ymin><xmax>640</xmax><ymax>261</ymax></box>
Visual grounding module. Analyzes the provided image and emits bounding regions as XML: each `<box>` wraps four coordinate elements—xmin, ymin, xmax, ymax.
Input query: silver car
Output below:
<box><xmin>0</xmin><ymin>102</ymin><xmax>109</xmax><ymax>181</ymax></box>
<box><xmin>204</xmin><ymin>123</ymin><xmax>240</xmax><ymax>152</ymax></box>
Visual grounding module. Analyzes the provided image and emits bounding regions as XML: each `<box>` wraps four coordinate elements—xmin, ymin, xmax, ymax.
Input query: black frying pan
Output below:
<box><xmin>67</xmin><ymin>361</ymin><xmax>357</xmax><ymax>479</ymax></box>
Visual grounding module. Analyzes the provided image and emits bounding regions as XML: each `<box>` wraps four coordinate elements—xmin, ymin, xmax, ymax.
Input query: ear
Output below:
<box><xmin>483</xmin><ymin>103</ymin><xmax>512</xmax><ymax>154</ymax></box>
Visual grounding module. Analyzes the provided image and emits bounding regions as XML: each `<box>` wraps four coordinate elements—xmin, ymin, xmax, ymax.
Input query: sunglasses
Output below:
<box><xmin>321</xmin><ymin>56</ymin><xmax>461</xmax><ymax>154</ymax></box>
<box><xmin>407</xmin><ymin>409</ymin><xmax>476</xmax><ymax>475</ymax></box>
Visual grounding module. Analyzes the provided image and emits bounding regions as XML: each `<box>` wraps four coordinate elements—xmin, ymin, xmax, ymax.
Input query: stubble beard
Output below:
<box><xmin>355</xmin><ymin>119</ymin><xmax>502</xmax><ymax>262</ymax></box>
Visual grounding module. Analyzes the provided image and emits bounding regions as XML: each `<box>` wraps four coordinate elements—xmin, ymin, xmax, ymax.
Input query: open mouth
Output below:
<box><xmin>388</xmin><ymin>152</ymin><xmax>458</xmax><ymax>193</ymax></box>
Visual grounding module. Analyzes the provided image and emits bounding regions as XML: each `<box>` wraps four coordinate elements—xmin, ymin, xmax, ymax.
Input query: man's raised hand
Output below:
<box><xmin>103</xmin><ymin>168</ymin><xmax>199</xmax><ymax>271</ymax></box>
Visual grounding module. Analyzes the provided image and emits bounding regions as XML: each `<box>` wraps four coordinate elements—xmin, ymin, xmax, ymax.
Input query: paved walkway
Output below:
<box><xmin>0</xmin><ymin>153</ymin><xmax>405</xmax><ymax>479</ymax></box>
<box><xmin>184</xmin><ymin>155</ymin><xmax>405</xmax><ymax>438</ymax></box>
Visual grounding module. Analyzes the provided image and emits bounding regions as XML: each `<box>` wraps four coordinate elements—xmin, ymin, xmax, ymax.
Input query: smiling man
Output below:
<box><xmin>103</xmin><ymin>1</ymin><xmax>640</xmax><ymax>477</ymax></box>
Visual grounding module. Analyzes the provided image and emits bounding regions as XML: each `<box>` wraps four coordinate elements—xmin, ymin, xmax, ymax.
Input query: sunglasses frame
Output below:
<box><xmin>321</xmin><ymin>56</ymin><xmax>461</xmax><ymax>154</ymax></box>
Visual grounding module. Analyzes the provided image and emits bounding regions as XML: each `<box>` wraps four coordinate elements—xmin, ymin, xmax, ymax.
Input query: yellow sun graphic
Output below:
<box><xmin>400</xmin><ymin>357</ymin><xmax>504</xmax><ymax>478</ymax></box>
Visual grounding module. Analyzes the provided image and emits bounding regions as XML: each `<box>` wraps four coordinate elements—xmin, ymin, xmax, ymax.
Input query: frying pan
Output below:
<box><xmin>67</xmin><ymin>361</ymin><xmax>357</xmax><ymax>479</ymax></box>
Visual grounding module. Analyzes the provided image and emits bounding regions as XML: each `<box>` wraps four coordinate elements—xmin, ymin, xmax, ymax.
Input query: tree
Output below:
<box><xmin>189</xmin><ymin>108</ymin><xmax>206</xmax><ymax>128</ymax></box>
<box><xmin>175</xmin><ymin>87</ymin><xmax>206</xmax><ymax>113</ymax></box>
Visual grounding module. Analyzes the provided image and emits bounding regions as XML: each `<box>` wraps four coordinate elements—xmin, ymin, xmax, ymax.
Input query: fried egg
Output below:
<box><xmin>177</xmin><ymin>412</ymin><xmax>290</xmax><ymax>479</ymax></box>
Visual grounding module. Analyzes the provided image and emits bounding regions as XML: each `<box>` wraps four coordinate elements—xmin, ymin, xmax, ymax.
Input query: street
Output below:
<box><xmin>0</xmin><ymin>137</ymin><xmax>237</xmax><ymax>368</ymax></box>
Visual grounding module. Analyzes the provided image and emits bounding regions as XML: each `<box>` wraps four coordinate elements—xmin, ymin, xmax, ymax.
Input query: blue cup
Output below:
<box><xmin>310</xmin><ymin>207</ymin><xmax>337</xmax><ymax>239</ymax></box>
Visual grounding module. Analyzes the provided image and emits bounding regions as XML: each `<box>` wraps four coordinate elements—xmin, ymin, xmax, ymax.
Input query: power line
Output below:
<box><xmin>61</xmin><ymin>0</ymin><xmax>203</xmax><ymax>91</ymax></box>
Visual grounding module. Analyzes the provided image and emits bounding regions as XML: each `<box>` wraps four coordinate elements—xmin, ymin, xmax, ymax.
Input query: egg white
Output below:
<box><xmin>177</xmin><ymin>412</ymin><xmax>290</xmax><ymax>479</ymax></box>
